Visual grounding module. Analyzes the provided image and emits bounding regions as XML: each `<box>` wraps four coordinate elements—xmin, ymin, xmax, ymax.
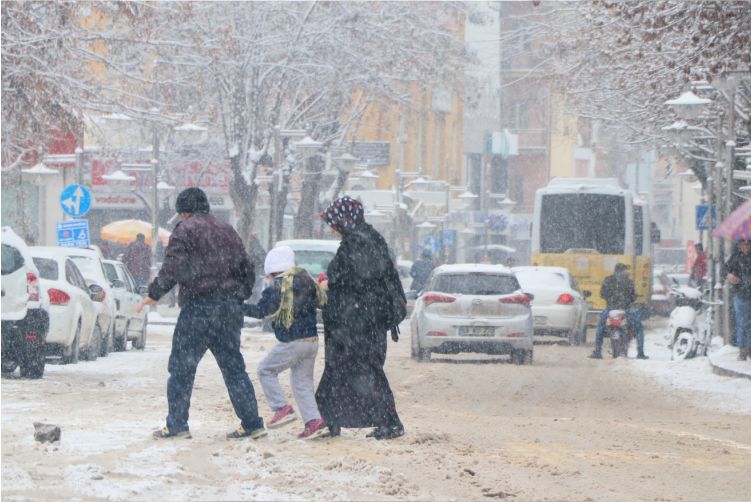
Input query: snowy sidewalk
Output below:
<box><xmin>632</xmin><ymin>319</ymin><xmax>751</xmax><ymax>415</ymax></box>
<box><xmin>708</xmin><ymin>345</ymin><xmax>751</xmax><ymax>380</ymax></box>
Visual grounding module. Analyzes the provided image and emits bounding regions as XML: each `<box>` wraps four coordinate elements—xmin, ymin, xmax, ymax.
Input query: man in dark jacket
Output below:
<box><xmin>410</xmin><ymin>249</ymin><xmax>434</xmax><ymax>292</ymax></box>
<box><xmin>723</xmin><ymin>239</ymin><xmax>751</xmax><ymax>360</ymax></box>
<box><xmin>590</xmin><ymin>263</ymin><xmax>648</xmax><ymax>359</ymax></box>
<box><xmin>136</xmin><ymin>187</ymin><xmax>265</xmax><ymax>440</ymax></box>
<box><xmin>123</xmin><ymin>233</ymin><xmax>151</xmax><ymax>287</ymax></box>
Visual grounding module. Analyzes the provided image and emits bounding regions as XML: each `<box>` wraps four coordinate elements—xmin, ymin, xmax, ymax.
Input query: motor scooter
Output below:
<box><xmin>605</xmin><ymin>310</ymin><xmax>631</xmax><ymax>358</ymax></box>
<box><xmin>666</xmin><ymin>285</ymin><xmax>707</xmax><ymax>360</ymax></box>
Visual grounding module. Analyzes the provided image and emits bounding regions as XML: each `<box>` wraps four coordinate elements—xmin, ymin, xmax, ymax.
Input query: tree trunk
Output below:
<box><xmin>228</xmin><ymin>153</ymin><xmax>258</xmax><ymax>247</ymax></box>
<box><xmin>294</xmin><ymin>155</ymin><xmax>324</xmax><ymax>238</ymax></box>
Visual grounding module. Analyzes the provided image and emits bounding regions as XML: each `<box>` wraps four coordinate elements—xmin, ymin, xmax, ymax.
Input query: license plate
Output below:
<box><xmin>534</xmin><ymin>316</ymin><xmax>547</xmax><ymax>326</ymax></box>
<box><xmin>459</xmin><ymin>326</ymin><xmax>494</xmax><ymax>337</ymax></box>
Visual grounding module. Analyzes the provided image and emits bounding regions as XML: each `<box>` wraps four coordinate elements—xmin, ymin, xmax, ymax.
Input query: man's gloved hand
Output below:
<box><xmin>390</xmin><ymin>325</ymin><xmax>400</xmax><ymax>342</ymax></box>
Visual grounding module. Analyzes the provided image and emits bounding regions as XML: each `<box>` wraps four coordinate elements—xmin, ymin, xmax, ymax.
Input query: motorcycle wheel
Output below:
<box><xmin>671</xmin><ymin>331</ymin><xmax>696</xmax><ymax>360</ymax></box>
<box><xmin>610</xmin><ymin>330</ymin><xmax>622</xmax><ymax>358</ymax></box>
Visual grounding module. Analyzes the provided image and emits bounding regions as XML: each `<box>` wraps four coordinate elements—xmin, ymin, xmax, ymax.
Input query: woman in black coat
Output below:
<box><xmin>315</xmin><ymin>196</ymin><xmax>405</xmax><ymax>440</ymax></box>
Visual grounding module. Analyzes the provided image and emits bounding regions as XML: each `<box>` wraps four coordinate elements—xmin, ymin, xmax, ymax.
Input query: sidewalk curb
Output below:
<box><xmin>707</xmin><ymin>354</ymin><xmax>751</xmax><ymax>381</ymax></box>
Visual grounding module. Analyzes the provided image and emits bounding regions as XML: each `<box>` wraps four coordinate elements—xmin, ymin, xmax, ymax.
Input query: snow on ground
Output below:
<box><xmin>623</xmin><ymin>317</ymin><xmax>751</xmax><ymax>415</ymax></box>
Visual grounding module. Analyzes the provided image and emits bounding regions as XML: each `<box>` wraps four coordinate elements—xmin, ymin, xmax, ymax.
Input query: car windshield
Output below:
<box><xmin>32</xmin><ymin>257</ymin><xmax>58</xmax><ymax>280</ymax></box>
<box><xmin>294</xmin><ymin>250</ymin><xmax>336</xmax><ymax>277</ymax></box>
<box><xmin>430</xmin><ymin>273</ymin><xmax>520</xmax><ymax>295</ymax></box>
<box><xmin>515</xmin><ymin>270</ymin><xmax>567</xmax><ymax>289</ymax></box>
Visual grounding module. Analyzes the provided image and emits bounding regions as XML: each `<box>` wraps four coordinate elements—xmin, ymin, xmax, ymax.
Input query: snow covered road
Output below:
<box><xmin>2</xmin><ymin>320</ymin><xmax>749</xmax><ymax>501</ymax></box>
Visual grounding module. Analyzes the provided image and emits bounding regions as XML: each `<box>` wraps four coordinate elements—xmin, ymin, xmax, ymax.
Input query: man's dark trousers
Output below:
<box><xmin>166</xmin><ymin>300</ymin><xmax>263</xmax><ymax>432</ymax></box>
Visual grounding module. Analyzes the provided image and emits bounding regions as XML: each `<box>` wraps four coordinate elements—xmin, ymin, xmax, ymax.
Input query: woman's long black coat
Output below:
<box><xmin>315</xmin><ymin>223</ymin><xmax>403</xmax><ymax>428</ymax></box>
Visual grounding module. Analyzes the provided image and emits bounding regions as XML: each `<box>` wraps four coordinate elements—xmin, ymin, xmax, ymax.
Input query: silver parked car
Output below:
<box><xmin>410</xmin><ymin>264</ymin><xmax>534</xmax><ymax>364</ymax></box>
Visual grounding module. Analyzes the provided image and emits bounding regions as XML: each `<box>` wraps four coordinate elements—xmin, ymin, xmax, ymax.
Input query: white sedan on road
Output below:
<box><xmin>512</xmin><ymin>266</ymin><xmax>590</xmax><ymax>345</ymax></box>
<box><xmin>410</xmin><ymin>264</ymin><xmax>534</xmax><ymax>364</ymax></box>
<box><xmin>102</xmin><ymin>259</ymin><xmax>148</xmax><ymax>351</ymax></box>
<box><xmin>30</xmin><ymin>248</ymin><xmax>99</xmax><ymax>364</ymax></box>
<box><xmin>51</xmin><ymin>247</ymin><xmax>117</xmax><ymax>359</ymax></box>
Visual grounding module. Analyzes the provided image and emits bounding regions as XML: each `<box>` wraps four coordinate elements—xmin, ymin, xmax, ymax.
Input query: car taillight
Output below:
<box><xmin>26</xmin><ymin>272</ymin><xmax>39</xmax><ymax>302</ymax></box>
<box><xmin>423</xmin><ymin>293</ymin><xmax>456</xmax><ymax>307</ymax></box>
<box><xmin>557</xmin><ymin>293</ymin><xmax>574</xmax><ymax>305</ymax></box>
<box><xmin>507</xmin><ymin>332</ymin><xmax>526</xmax><ymax>337</ymax></box>
<box><xmin>499</xmin><ymin>293</ymin><xmax>530</xmax><ymax>306</ymax></box>
<box><xmin>607</xmin><ymin>318</ymin><xmax>624</xmax><ymax>327</ymax></box>
<box><xmin>47</xmin><ymin>288</ymin><xmax>70</xmax><ymax>306</ymax></box>
<box><xmin>426</xmin><ymin>331</ymin><xmax>447</xmax><ymax>337</ymax></box>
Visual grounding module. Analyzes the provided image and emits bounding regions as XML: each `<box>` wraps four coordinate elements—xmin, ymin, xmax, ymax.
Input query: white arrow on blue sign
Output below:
<box><xmin>60</xmin><ymin>184</ymin><xmax>92</xmax><ymax>218</ymax></box>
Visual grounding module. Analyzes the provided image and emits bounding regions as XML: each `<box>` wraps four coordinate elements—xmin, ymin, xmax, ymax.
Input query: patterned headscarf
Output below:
<box><xmin>321</xmin><ymin>196</ymin><xmax>364</xmax><ymax>234</ymax></box>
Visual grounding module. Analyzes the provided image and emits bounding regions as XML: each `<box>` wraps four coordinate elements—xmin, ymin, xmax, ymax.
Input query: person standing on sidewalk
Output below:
<box><xmin>690</xmin><ymin>243</ymin><xmax>708</xmax><ymax>289</ymax></box>
<box><xmin>723</xmin><ymin>239</ymin><xmax>751</xmax><ymax>361</ymax></box>
<box><xmin>136</xmin><ymin>187</ymin><xmax>266</xmax><ymax>440</ymax></box>
<box><xmin>123</xmin><ymin>233</ymin><xmax>151</xmax><ymax>288</ymax></box>
<box><xmin>243</xmin><ymin>246</ymin><xmax>328</xmax><ymax>439</ymax></box>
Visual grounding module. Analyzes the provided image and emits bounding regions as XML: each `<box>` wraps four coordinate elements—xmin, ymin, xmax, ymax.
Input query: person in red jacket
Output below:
<box><xmin>690</xmin><ymin>243</ymin><xmax>707</xmax><ymax>288</ymax></box>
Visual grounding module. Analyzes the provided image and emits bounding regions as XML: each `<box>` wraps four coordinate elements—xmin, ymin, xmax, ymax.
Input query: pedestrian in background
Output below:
<box><xmin>410</xmin><ymin>249</ymin><xmax>434</xmax><ymax>292</ymax></box>
<box><xmin>136</xmin><ymin>187</ymin><xmax>265</xmax><ymax>439</ymax></box>
<box><xmin>123</xmin><ymin>233</ymin><xmax>151</xmax><ymax>288</ymax></box>
<box><xmin>690</xmin><ymin>243</ymin><xmax>707</xmax><ymax>289</ymax></box>
<box><xmin>244</xmin><ymin>245</ymin><xmax>328</xmax><ymax>439</ymax></box>
<box><xmin>723</xmin><ymin>239</ymin><xmax>751</xmax><ymax>360</ymax></box>
<box><xmin>316</xmin><ymin>196</ymin><xmax>406</xmax><ymax>440</ymax></box>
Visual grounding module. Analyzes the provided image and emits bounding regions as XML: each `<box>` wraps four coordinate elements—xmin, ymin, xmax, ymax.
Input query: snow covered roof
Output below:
<box><xmin>433</xmin><ymin>263</ymin><xmax>513</xmax><ymax>275</ymax></box>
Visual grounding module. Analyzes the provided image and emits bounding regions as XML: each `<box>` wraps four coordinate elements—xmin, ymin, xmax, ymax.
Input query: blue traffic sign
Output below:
<box><xmin>696</xmin><ymin>204</ymin><xmax>717</xmax><ymax>231</ymax></box>
<box><xmin>60</xmin><ymin>184</ymin><xmax>92</xmax><ymax>218</ymax></box>
<box><xmin>56</xmin><ymin>219</ymin><xmax>90</xmax><ymax>248</ymax></box>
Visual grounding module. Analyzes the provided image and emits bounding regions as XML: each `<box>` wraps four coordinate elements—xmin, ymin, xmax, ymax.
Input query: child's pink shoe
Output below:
<box><xmin>298</xmin><ymin>418</ymin><xmax>326</xmax><ymax>439</ymax></box>
<box><xmin>267</xmin><ymin>405</ymin><xmax>296</xmax><ymax>429</ymax></box>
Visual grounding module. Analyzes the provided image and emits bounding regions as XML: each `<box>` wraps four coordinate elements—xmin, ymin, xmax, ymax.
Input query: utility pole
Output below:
<box><xmin>722</xmin><ymin>76</ymin><xmax>738</xmax><ymax>345</ymax></box>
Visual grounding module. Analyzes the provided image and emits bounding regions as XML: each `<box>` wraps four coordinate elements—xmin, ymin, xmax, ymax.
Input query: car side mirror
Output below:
<box><xmin>582</xmin><ymin>290</ymin><xmax>592</xmax><ymax>298</ymax></box>
<box><xmin>136</xmin><ymin>285</ymin><xmax>149</xmax><ymax>296</ymax></box>
<box><xmin>88</xmin><ymin>284</ymin><xmax>106</xmax><ymax>302</ymax></box>
<box><xmin>525</xmin><ymin>292</ymin><xmax>535</xmax><ymax>302</ymax></box>
<box><xmin>110</xmin><ymin>279</ymin><xmax>125</xmax><ymax>289</ymax></box>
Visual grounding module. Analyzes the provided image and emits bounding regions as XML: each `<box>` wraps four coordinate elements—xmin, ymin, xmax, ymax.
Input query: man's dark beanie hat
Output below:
<box><xmin>175</xmin><ymin>187</ymin><xmax>210</xmax><ymax>214</ymax></box>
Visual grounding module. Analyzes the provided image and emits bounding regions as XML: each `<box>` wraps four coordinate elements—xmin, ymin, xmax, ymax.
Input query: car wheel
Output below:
<box><xmin>84</xmin><ymin>325</ymin><xmax>101</xmax><ymax>361</ymax></box>
<box><xmin>133</xmin><ymin>321</ymin><xmax>147</xmax><ymax>350</ymax></box>
<box><xmin>512</xmin><ymin>349</ymin><xmax>533</xmax><ymax>365</ymax></box>
<box><xmin>99</xmin><ymin>323</ymin><xmax>112</xmax><ymax>357</ymax></box>
<box><xmin>114</xmin><ymin>321</ymin><xmax>128</xmax><ymax>352</ymax></box>
<box><xmin>1</xmin><ymin>359</ymin><xmax>18</xmax><ymax>374</ymax></box>
<box><xmin>20</xmin><ymin>349</ymin><xmax>45</xmax><ymax>379</ymax></box>
<box><xmin>62</xmin><ymin>322</ymin><xmax>81</xmax><ymax>364</ymax></box>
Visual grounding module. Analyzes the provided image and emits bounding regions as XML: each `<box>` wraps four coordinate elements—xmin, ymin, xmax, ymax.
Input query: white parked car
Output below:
<box><xmin>30</xmin><ymin>247</ymin><xmax>100</xmax><ymax>363</ymax></box>
<box><xmin>48</xmin><ymin>246</ymin><xmax>117</xmax><ymax>358</ymax></box>
<box><xmin>512</xmin><ymin>266</ymin><xmax>590</xmax><ymax>345</ymax></box>
<box><xmin>102</xmin><ymin>259</ymin><xmax>148</xmax><ymax>350</ymax></box>
<box><xmin>1</xmin><ymin>227</ymin><xmax>50</xmax><ymax>378</ymax></box>
<box><xmin>274</xmin><ymin>239</ymin><xmax>340</xmax><ymax>278</ymax></box>
<box><xmin>410</xmin><ymin>264</ymin><xmax>534</xmax><ymax>364</ymax></box>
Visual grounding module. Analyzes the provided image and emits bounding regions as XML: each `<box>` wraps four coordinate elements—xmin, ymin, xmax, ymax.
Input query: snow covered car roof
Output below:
<box><xmin>274</xmin><ymin>239</ymin><xmax>340</xmax><ymax>252</ymax></box>
<box><xmin>433</xmin><ymin>263</ymin><xmax>513</xmax><ymax>275</ymax></box>
<box><xmin>512</xmin><ymin>265</ymin><xmax>570</xmax><ymax>276</ymax></box>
